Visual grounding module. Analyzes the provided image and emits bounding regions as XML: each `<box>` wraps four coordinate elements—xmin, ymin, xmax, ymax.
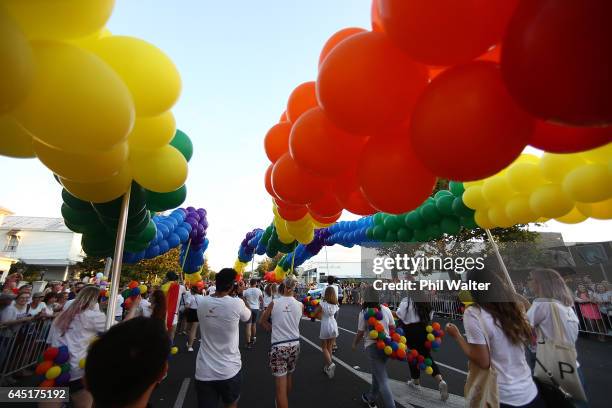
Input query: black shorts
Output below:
<box><xmin>68</xmin><ymin>378</ymin><xmax>85</xmax><ymax>394</ymax></box>
<box><xmin>249</xmin><ymin>309</ymin><xmax>259</xmax><ymax>324</ymax></box>
<box><xmin>195</xmin><ymin>370</ymin><xmax>241</xmax><ymax>407</ymax></box>
<box><xmin>186</xmin><ymin>308</ymin><xmax>199</xmax><ymax>323</ymax></box>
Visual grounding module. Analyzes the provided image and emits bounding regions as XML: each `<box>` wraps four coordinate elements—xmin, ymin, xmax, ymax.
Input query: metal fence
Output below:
<box><xmin>0</xmin><ymin>317</ymin><xmax>54</xmax><ymax>386</ymax></box>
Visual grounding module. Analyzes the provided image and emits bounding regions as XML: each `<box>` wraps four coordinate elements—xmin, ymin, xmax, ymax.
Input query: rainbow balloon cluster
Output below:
<box><xmin>120</xmin><ymin>280</ymin><xmax>148</xmax><ymax>309</ymax></box>
<box><xmin>463</xmin><ymin>146</ymin><xmax>612</xmax><ymax>228</ymax></box>
<box><xmin>0</xmin><ymin>1</ymin><xmax>189</xmax><ymax>204</ymax></box>
<box><xmin>301</xmin><ymin>295</ymin><xmax>320</xmax><ymax>319</ymax></box>
<box><xmin>35</xmin><ymin>346</ymin><xmax>70</xmax><ymax>388</ymax></box>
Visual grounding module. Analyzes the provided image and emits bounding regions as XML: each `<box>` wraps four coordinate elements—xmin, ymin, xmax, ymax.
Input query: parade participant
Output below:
<box><xmin>243</xmin><ymin>279</ymin><xmax>263</xmax><ymax>348</ymax></box>
<box><xmin>149</xmin><ymin>289</ymin><xmax>167</xmax><ymax>322</ymax></box>
<box><xmin>85</xmin><ymin>317</ymin><xmax>170</xmax><ymax>408</ymax></box>
<box><xmin>325</xmin><ymin>276</ymin><xmax>340</xmax><ymax>352</ymax></box>
<box><xmin>48</xmin><ymin>285</ymin><xmax>106</xmax><ymax>408</ymax></box>
<box><xmin>186</xmin><ymin>285</ymin><xmax>204</xmax><ymax>352</ymax></box>
<box><xmin>195</xmin><ymin>268</ymin><xmax>250</xmax><ymax>408</ymax></box>
<box><xmin>446</xmin><ymin>268</ymin><xmax>543</xmax><ymax>408</ymax></box>
<box><xmin>352</xmin><ymin>285</ymin><xmax>396</xmax><ymax>408</ymax></box>
<box><xmin>163</xmin><ymin>271</ymin><xmax>186</xmax><ymax>341</ymax></box>
<box><xmin>396</xmin><ymin>291</ymin><xmax>448</xmax><ymax>401</ymax></box>
<box><xmin>138</xmin><ymin>290</ymin><xmax>152</xmax><ymax>318</ymax></box>
<box><xmin>316</xmin><ymin>286</ymin><xmax>339</xmax><ymax>379</ymax></box>
<box><xmin>260</xmin><ymin>276</ymin><xmax>303</xmax><ymax>408</ymax></box>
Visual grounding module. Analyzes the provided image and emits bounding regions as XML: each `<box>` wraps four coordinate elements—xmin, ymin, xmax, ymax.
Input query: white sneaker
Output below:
<box><xmin>188</xmin><ymin>346</ymin><xmax>194</xmax><ymax>352</ymax></box>
<box><xmin>406</xmin><ymin>380</ymin><xmax>421</xmax><ymax>391</ymax></box>
<box><xmin>327</xmin><ymin>362</ymin><xmax>336</xmax><ymax>379</ymax></box>
<box><xmin>439</xmin><ymin>380</ymin><xmax>449</xmax><ymax>401</ymax></box>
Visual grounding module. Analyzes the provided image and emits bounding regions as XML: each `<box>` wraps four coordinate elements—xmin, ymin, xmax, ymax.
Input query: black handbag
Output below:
<box><xmin>533</xmin><ymin>358</ymin><xmax>576</xmax><ymax>408</ymax></box>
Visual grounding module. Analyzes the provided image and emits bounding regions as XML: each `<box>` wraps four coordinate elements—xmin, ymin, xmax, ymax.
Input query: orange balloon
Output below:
<box><xmin>317</xmin><ymin>31</ymin><xmax>428</xmax><ymax>135</ymax></box>
<box><xmin>287</xmin><ymin>82</ymin><xmax>318</xmax><ymax>123</ymax></box>
<box><xmin>428</xmin><ymin>45</ymin><xmax>501</xmax><ymax>80</ymax></box>
<box><xmin>358</xmin><ymin>131</ymin><xmax>436</xmax><ymax>214</ymax></box>
<box><xmin>371</xmin><ymin>0</ymin><xmax>384</xmax><ymax>32</ymax></box>
<box><xmin>264</xmin><ymin>164</ymin><xmax>277</xmax><ymax>198</ymax></box>
<box><xmin>264</xmin><ymin>122</ymin><xmax>291</xmax><ymax>163</ymax></box>
<box><xmin>310</xmin><ymin>211</ymin><xmax>341</xmax><ymax>225</ymax></box>
<box><xmin>289</xmin><ymin>107</ymin><xmax>366</xmax><ymax>177</ymax></box>
<box><xmin>307</xmin><ymin>191</ymin><xmax>343</xmax><ymax>218</ymax></box>
<box><xmin>333</xmin><ymin>167</ymin><xmax>377</xmax><ymax>216</ymax></box>
<box><xmin>319</xmin><ymin>27</ymin><xmax>366</xmax><ymax>67</ymax></box>
<box><xmin>279</xmin><ymin>111</ymin><xmax>288</xmax><ymax>122</ymax></box>
<box><xmin>271</xmin><ymin>153</ymin><xmax>329</xmax><ymax>205</ymax></box>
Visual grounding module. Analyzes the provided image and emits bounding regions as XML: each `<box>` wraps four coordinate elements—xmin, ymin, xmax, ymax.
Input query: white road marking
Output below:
<box><xmin>299</xmin><ymin>335</ymin><xmax>466</xmax><ymax>408</ymax></box>
<box><xmin>173</xmin><ymin>377</ymin><xmax>191</xmax><ymax>408</ymax></box>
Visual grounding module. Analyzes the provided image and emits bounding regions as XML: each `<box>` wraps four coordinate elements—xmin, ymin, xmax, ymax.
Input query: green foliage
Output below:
<box><xmin>255</xmin><ymin>253</ymin><xmax>283</xmax><ymax>275</ymax></box>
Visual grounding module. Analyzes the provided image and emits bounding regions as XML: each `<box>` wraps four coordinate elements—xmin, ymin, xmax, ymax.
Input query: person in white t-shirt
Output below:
<box><xmin>446</xmin><ymin>269</ymin><xmax>543</xmax><ymax>408</ymax></box>
<box><xmin>28</xmin><ymin>292</ymin><xmax>48</xmax><ymax>316</ymax></box>
<box><xmin>207</xmin><ymin>284</ymin><xmax>216</xmax><ymax>296</ymax></box>
<box><xmin>186</xmin><ymin>286</ymin><xmax>205</xmax><ymax>352</ymax></box>
<box><xmin>0</xmin><ymin>292</ymin><xmax>32</xmax><ymax>323</ymax></box>
<box><xmin>195</xmin><ymin>268</ymin><xmax>251</xmax><ymax>408</ymax></box>
<box><xmin>260</xmin><ymin>276</ymin><xmax>303</xmax><ymax>408</ymax></box>
<box><xmin>242</xmin><ymin>279</ymin><xmax>263</xmax><ymax>348</ymax></box>
<box><xmin>48</xmin><ymin>285</ymin><xmax>106</xmax><ymax>408</ymax></box>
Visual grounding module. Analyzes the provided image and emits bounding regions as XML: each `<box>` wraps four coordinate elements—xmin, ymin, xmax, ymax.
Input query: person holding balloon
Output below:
<box><xmin>46</xmin><ymin>285</ymin><xmax>106</xmax><ymax>408</ymax></box>
<box><xmin>396</xmin><ymin>291</ymin><xmax>448</xmax><ymax>401</ymax></box>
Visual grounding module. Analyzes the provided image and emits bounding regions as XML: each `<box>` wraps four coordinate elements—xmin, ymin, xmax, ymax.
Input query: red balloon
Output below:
<box><xmin>530</xmin><ymin>121</ymin><xmax>611</xmax><ymax>153</ymax></box>
<box><xmin>333</xmin><ymin>168</ymin><xmax>377</xmax><ymax>216</ymax></box>
<box><xmin>264</xmin><ymin>122</ymin><xmax>292</xmax><ymax>163</ymax></box>
<box><xmin>371</xmin><ymin>0</ymin><xmax>384</xmax><ymax>32</ymax></box>
<box><xmin>410</xmin><ymin>62</ymin><xmax>534</xmax><ymax>181</ymax></box>
<box><xmin>317</xmin><ymin>31</ymin><xmax>429</xmax><ymax>135</ymax></box>
<box><xmin>36</xmin><ymin>361</ymin><xmax>54</xmax><ymax>375</ymax></box>
<box><xmin>319</xmin><ymin>27</ymin><xmax>367</xmax><ymax>68</ymax></box>
<box><xmin>289</xmin><ymin>107</ymin><xmax>366</xmax><ymax>177</ymax></box>
<box><xmin>287</xmin><ymin>82</ymin><xmax>318</xmax><ymax>123</ymax></box>
<box><xmin>43</xmin><ymin>347</ymin><xmax>59</xmax><ymax>361</ymax></box>
<box><xmin>307</xmin><ymin>191</ymin><xmax>343</xmax><ymax>218</ymax></box>
<box><xmin>275</xmin><ymin>198</ymin><xmax>309</xmax><ymax>221</ymax></box>
<box><xmin>310</xmin><ymin>211</ymin><xmax>341</xmax><ymax>225</ymax></box>
<box><xmin>271</xmin><ymin>153</ymin><xmax>328</xmax><ymax>205</ymax></box>
<box><xmin>358</xmin><ymin>132</ymin><xmax>436</xmax><ymax>214</ymax></box>
<box><xmin>501</xmin><ymin>0</ymin><xmax>612</xmax><ymax>126</ymax></box>
<box><xmin>378</xmin><ymin>0</ymin><xmax>518</xmax><ymax>66</ymax></box>
<box><xmin>264</xmin><ymin>164</ymin><xmax>277</xmax><ymax>198</ymax></box>
<box><xmin>279</xmin><ymin>111</ymin><xmax>288</xmax><ymax>122</ymax></box>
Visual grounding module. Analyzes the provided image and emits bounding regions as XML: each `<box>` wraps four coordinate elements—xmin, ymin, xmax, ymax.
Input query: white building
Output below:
<box><xmin>0</xmin><ymin>214</ymin><xmax>83</xmax><ymax>283</ymax></box>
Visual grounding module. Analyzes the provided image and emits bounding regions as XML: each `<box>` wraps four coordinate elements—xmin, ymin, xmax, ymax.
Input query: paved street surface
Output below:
<box><xmin>152</xmin><ymin>304</ymin><xmax>609</xmax><ymax>408</ymax></box>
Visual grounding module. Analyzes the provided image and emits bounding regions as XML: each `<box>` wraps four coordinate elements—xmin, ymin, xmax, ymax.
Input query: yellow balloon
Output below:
<box><xmin>506</xmin><ymin>163</ymin><xmax>545</xmax><ymax>193</ymax></box>
<box><xmin>130</xmin><ymin>145</ymin><xmax>187</xmax><ymax>193</ymax></box>
<box><xmin>33</xmin><ymin>139</ymin><xmax>127</xmax><ymax>183</ymax></box>
<box><xmin>0</xmin><ymin>8</ymin><xmax>34</xmax><ymax>113</ymax></box>
<box><xmin>1</xmin><ymin>0</ymin><xmax>115</xmax><ymax>40</ymax></box>
<box><xmin>45</xmin><ymin>365</ymin><xmax>61</xmax><ymax>380</ymax></box>
<box><xmin>539</xmin><ymin>153</ymin><xmax>586</xmax><ymax>182</ymax></box>
<box><xmin>0</xmin><ymin>114</ymin><xmax>34</xmax><ymax>158</ymax></box>
<box><xmin>13</xmin><ymin>41</ymin><xmax>134</xmax><ymax>153</ymax></box>
<box><xmin>517</xmin><ymin>154</ymin><xmax>540</xmax><ymax>164</ymax></box>
<box><xmin>273</xmin><ymin>215</ymin><xmax>294</xmax><ymax>244</ymax></box>
<box><xmin>60</xmin><ymin>164</ymin><xmax>131</xmax><ymax>203</ymax></box>
<box><xmin>579</xmin><ymin>198</ymin><xmax>612</xmax><ymax>220</ymax></box>
<box><xmin>555</xmin><ymin>207</ymin><xmax>588</xmax><ymax>224</ymax></box>
<box><xmin>581</xmin><ymin>143</ymin><xmax>611</xmax><ymax>164</ymax></box>
<box><xmin>87</xmin><ymin>36</ymin><xmax>181</xmax><ymax>116</ymax></box>
<box><xmin>505</xmin><ymin>195</ymin><xmax>536</xmax><ymax>225</ymax></box>
<box><xmin>474</xmin><ymin>210</ymin><xmax>495</xmax><ymax>229</ymax></box>
<box><xmin>482</xmin><ymin>177</ymin><xmax>514</xmax><ymax>204</ymax></box>
<box><xmin>462</xmin><ymin>186</ymin><xmax>487</xmax><ymax>210</ymax></box>
<box><xmin>128</xmin><ymin>111</ymin><xmax>176</xmax><ymax>150</ymax></box>
<box><xmin>488</xmin><ymin>206</ymin><xmax>514</xmax><ymax>228</ymax></box>
<box><xmin>70</xmin><ymin>27</ymin><xmax>112</xmax><ymax>48</ymax></box>
<box><xmin>562</xmin><ymin>164</ymin><xmax>612</xmax><ymax>203</ymax></box>
<box><xmin>463</xmin><ymin>180</ymin><xmax>484</xmax><ymax>189</ymax></box>
<box><xmin>529</xmin><ymin>184</ymin><xmax>574</xmax><ymax>218</ymax></box>
<box><xmin>294</xmin><ymin>227</ymin><xmax>314</xmax><ymax>245</ymax></box>
<box><xmin>138</xmin><ymin>284</ymin><xmax>147</xmax><ymax>295</ymax></box>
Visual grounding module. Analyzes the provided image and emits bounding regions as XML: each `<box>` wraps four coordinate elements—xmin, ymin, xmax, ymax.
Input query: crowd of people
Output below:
<box><xmin>0</xmin><ymin>266</ymin><xmax>601</xmax><ymax>408</ymax></box>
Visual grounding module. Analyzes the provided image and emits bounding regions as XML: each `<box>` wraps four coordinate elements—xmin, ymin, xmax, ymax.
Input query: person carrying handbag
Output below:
<box><xmin>527</xmin><ymin>268</ymin><xmax>588</xmax><ymax>407</ymax></box>
<box><xmin>446</xmin><ymin>268</ymin><xmax>543</xmax><ymax>408</ymax></box>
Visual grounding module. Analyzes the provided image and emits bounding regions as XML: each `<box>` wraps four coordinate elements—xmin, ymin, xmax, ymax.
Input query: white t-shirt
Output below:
<box><xmin>207</xmin><ymin>285</ymin><xmax>216</xmax><ymax>296</ymax></box>
<box><xmin>173</xmin><ymin>285</ymin><xmax>187</xmax><ymax>325</ymax></box>
<box><xmin>195</xmin><ymin>295</ymin><xmax>251</xmax><ymax>381</ymax></box>
<box><xmin>263</xmin><ymin>294</ymin><xmax>273</xmax><ymax>308</ymax></box>
<box><xmin>527</xmin><ymin>299</ymin><xmax>579</xmax><ymax>345</ymax></box>
<box><xmin>357</xmin><ymin>305</ymin><xmax>395</xmax><ymax>349</ymax></box>
<box><xmin>48</xmin><ymin>308</ymin><xmax>106</xmax><ymax>381</ymax></box>
<box><xmin>139</xmin><ymin>298</ymin><xmax>152</xmax><ymax>318</ymax></box>
<box><xmin>0</xmin><ymin>304</ymin><xmax>30</xmax><ymax>322</ymax></box>
<box><xmin>464</xmin><ymin>306</ymin><xmax>538</xmax><ymax>407</ymax></box>
<box><xmin>243</xmin><ymin>287</ymin><xmax>263</xmax><ymax>310</ymax></box>
<box><xmin>270</xmin><ymin>296</ymin><xmax>303</xmax><ymax>346</ymax></box>
<box><xmin>28</xmin><ymin>302</ymin><xmax>47</xmax><ymax>317</ymax></box>
<box><xmin>115</xmin><ymin>294</ymin><xmax>124</xmax><ymax>317</ymax></box>
<box><xmin>397</xmin><ymin>297</ymin><xmax>433</xmax><ymax>325</ymax></box>
<box><xmin>188</xmin><ymin>294</ymin><xmax>205</xmax><ymax>310</ymax></box>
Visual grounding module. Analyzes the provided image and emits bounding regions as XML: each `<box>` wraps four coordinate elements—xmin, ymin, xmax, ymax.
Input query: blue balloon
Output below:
<box><xmin>180</xmin><ymin>222</ymin><xmax>192</xmax><ymax>233</ymax></box>
<box><xmin>158</xmin><ymin>240</ymin><xmax>170</xmax><ymax>254</ymax></box>
<box><xmin>175</xmin><ymin>227</ymin><xmax>189</xmax><ymax>243</ymax></box>
<box><xmin>145</xmin><ymin>245</ymin><xmax>160</xmax><ymax>259</ymax></box>
<box><xmin>167</xmin><ymin>233</ymin><xmax>180</xmax><ymax>248</ymax></box>
<box><xmin>157</xmin><ymin>223</ymin><xmax>170</xmax><ymax>239</ymax></box>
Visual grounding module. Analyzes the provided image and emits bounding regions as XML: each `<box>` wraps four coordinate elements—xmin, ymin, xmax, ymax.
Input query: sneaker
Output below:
<box><xmin>188</xmin><ymin>346</ymin><xmax>194</xmax><ymax>352</ymax></box>
<box><xmin>327</xmin><ymin>362</ymin><xmax>336</xmax><ymax>379</ymax></box>
<box><xmin>332</xmin><ymin>345</ymin><xmax>338</xmax><ymax>354</ymax></box>
<box><xmin>406</xmin><ymin>380</ymin><xmax>421</xmax><ymax>391</ymax></box>
<box><xmin>361</xmin><ymin>393</ymin><xmax>376</xmax><ymax>408</ymax></box>
<box><xmin>252</xmin><ymin>337</ymin><xmax>256</xmax><ymax>345</ymax></box>
<box><xmin>439</xmin><ymin>380</ymin><xmax>449</xmax><ymax>401</ymax></box>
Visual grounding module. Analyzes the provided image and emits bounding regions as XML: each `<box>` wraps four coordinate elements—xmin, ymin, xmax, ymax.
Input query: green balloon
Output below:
<box><xmin>122</xmin><ymin>289</ymin><xmax>131</xmax><ymax>299</ymax></box>
<box><xmin>397</xmin><ymin>227</ymin><xmax>413</xmax><ymax>242</ymax></box>
<box><xmin>420</xmin><ymin>204</ymin><xmax>441</xmax><ymax>223</ymax></box>
<box><xmin>372</xmin><ymin>225</ymin><xmax>387</xmax><ymax>241</ymax></box>
<box><xmin>62</xmin><ymin>189</ymin><xmax>92</xmax><ymax>211</ymax></box>
<box><xmin>449</xmin><ymin>181</ymin><xmax>465</xmax><ymax>197</ymax></box>
<box><xmin>435</xmin><ymin>195</ymin><xmax>455</xmax><ymax>216</ymax></box>
<box><xmin>461</xmin><ymin>216</ymin><xmax>478</xmax><ymax>229</ymax></box>
<box><xmin>125</xmin><ymin>239</ymin><xmax>149</xmax><ymax>252</ymax></box>
<box><xmin>61</xmin><ymin>363</ymin><xmax>70</xmax><ymax>373</ymax></box>
<box><xmin>93</xmin><ymin>182</ymin><xmax>146</xmax><ymax>219</ymax></box>
<box><xmin>134</xmin><ymin>219</ymin><xmax>157</xmax><ymax>243</ymax></box>
<box><xmin>383</xmin><ymin>215</ymin><xmax>401</xmax><ymax>231</ymax></box>
<box><xmin>440</xmin><ymin>217</ymin><xmax>461</xmax><ymax>235</ymax></box>
<box><xmin>434</xmin><ymin>190</ymin><xmax>453</xmax><ymax>200</ymax></box>
<box><xmin>146</xmin><ymin>185</ymin><xmax>187</xmax><ymax>212</ymax></box>
<box><xmin>404</xmin><ymin>211</ymin><xmax>425</xmax><ymax>229</ymax></box>
<box><xmin>384</xmin><ymin>230</ymin><xmax>398</xmax><ymax>242</ymax></box>
<box><xmin>427</xmin><ymin>224</ymin><xmax>442</xmax><ymax>239</ymax></box>
<box><xmin>452</xmin><ymin>197</ymin><xmax>475</xmax><ymax>217</ymax></box>
<box><xmin>81</xmin><ymin>233</ymin><xmax>114</xmax><ymax>256</ymax></box>
<box><xmin>170</xmin><ymin>129</ymin><xmax>193</xmax><ymax>162</ymax></box>
<box><xmin>366</xmin><ymin>227</ymin><xmax>375</xmax><ymax>240</ymax></box>
<box><xmin>413</xmin><ymin>229</ymin><xmax>429</xmax><ymax>242</ymax></box>
<box><xmin>373</xmin><ymin>212</ymin><xmax>386</xmax><ymax>226</ymax></box>
<box><xmin>61</xmin><ymin>203</ymin><xmax>98</xmax><ymax>227</ymax></box>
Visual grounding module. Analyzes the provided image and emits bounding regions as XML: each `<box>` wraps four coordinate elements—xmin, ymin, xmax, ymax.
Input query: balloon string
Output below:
<box><xmin>181</xmin><ymin>238</ymin><xmax>192</xmax><ymax>282</ymax></box>
<box><xmin>290</xmin><ymin>242</ymin><xmax>297</xmax><ymax>276</ymax></box>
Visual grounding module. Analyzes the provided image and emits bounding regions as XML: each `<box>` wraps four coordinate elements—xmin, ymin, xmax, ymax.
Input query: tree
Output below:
<box><xmin>8</xmin><ymin>261</ymin><xmax>41</xmax><ymax>282</ymax></box>
<box><xmin>119</xmin><ymin>248</ymin><xmax>181</xmax><ymax>286</ymax></box>
<box><xmin>74</xmin><ymin>256</ymin><xmax>107</xmax><ymax>279</ymax></box>
<box><xmin>255</xmin><ymin>253</ymin><xmax>283</xmax><ymax>275</ymax></box>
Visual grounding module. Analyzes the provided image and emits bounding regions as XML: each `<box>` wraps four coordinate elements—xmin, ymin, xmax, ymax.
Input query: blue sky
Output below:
<box><xmin>0</xmin><ymin>0</ymin><xmax>609</xmax><ymax>271</ymax></box>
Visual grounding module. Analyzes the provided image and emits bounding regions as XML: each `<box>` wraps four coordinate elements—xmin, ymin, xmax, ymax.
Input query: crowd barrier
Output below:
<box><xmin>0</xmin><ymin>317</ymin><xmax>54</xmax><ymax>386</ymax></box>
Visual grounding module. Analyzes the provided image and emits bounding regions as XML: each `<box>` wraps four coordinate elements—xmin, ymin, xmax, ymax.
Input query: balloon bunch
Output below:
<box><xmin>179</xmin><ymin>207</ymin><xmax>209</xmax><ymax>284</ymax></box>
<box><xmin>302</xmin><ymin>295</ymin><xmax>320</xmax><ymax>319</ymax></box>
<box><xmin>121</xmin><ymin>280</ymin><xmax>148</xmax><ymax>309</ymax></box>
<box><xmin>263</xmin><ymin>270</ymin><xmax>283</xmax><ymax>283</ymax></box>
<box><xmin>262</xmin><ymin>0</ymin><xmax>611</xmax><ymax>237</ymax></box>
<box><xmin>463</xmin><ymin>147</ymin><xmax>612</xmax><ymax>228</ymax></box>
<box><xmin>35</xmin><ymin>346</ymin><xmax>70</xmax><ymax>388</ymax></box>
<box><xmin>1</xmin><ymin>2</ymin><xmax>193</xmax><ymax>204</ymax></box>
<box><xmin>424</xmin><ymin>322</ymin><xmax>444</xmax><ymax>353</ymax></box>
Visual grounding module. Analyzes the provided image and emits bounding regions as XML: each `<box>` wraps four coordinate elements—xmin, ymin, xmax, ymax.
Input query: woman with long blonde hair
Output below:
<box><xmin>316</xmin><ymin>286</ymin><xmax>339</xmax><ymax>379</ymax></box>
<box><xmin>48</xmin><ymin>285</ymin><xmax>106</xmax><ymax>408</ymax></box>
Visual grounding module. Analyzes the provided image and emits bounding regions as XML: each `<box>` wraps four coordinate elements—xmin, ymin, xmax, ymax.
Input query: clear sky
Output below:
<box><xmin>0</xmin><ymin>0</ymin><xmax>609</xmax><ymax>271</ymax></box>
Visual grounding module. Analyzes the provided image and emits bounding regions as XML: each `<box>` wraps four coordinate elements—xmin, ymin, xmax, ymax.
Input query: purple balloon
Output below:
<box><xmin>197</xmin><ymin>208</ymin><xmax>207</xmax><ymax>216</ymax></box>
<box><xmin>185</xmin><ymin>217</ymin><xmax>198</xmax><ymax>228</ymax></box>
<box><xmin>201</xmin><ymin>220</ymin><xmax>209</xmax><ymax>229</ymax></box>
<box><xmin>189</xmin><ymin>228</ymin><xmax>199</xmax><ymax>240</ymax></box>
<box><xmin>56</xmin><ymin>372</ymin><xmax>70</xmax><ymax>386</ymax></box>
<box><xmin>186</xmin><ymin>206</ymin><xmax>196</xmax><ymax>212</ymax></box>
<box><xmin>197</xmin><ymin>224</ymin><xmax>205</xmax><ymax>235</ymax></box>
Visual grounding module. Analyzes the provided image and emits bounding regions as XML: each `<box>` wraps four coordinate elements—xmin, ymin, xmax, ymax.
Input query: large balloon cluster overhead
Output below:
<box><xmin>0</xmin><ymin>0</ymin><xmax>193</xmax><ymax>204</ymax></box>
<box><xmin>263</xmin><ymin>0</ymin><xmax>611</xmax><ymax>232</ymax></box>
